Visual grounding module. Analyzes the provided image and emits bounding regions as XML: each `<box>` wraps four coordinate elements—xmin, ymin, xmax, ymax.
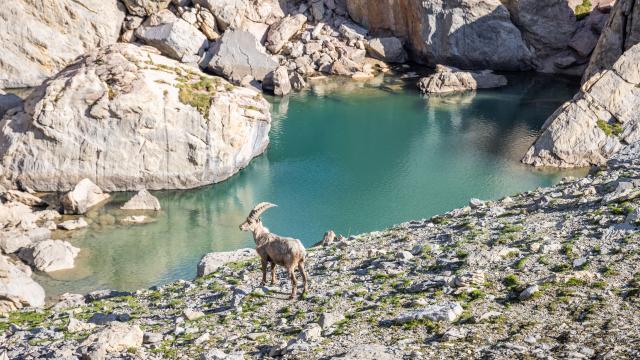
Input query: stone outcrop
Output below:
<box><xmin>58</xmin><ymin>218</ymin><xmax>89</xmax><ymax>231</ymax></box>
<box><xmin>0</xmin><ymin>233</ymin><xmax>31</xmax><ymax>254</ymax></box>
<box><xmin>418</xmin><ymin>65</ymin><xmax>508</xmax><ymax>94</ymax></box>
<box><xmin>203</xmin><ymin>30</ymin><xmax>279</xmax><ymax>83</ymax></box>
<box><xmin>569</xmin><ymin>7</ymin><xmax>611</xmax><ymax>58</ymax></box>
<box><xmin>61</xmin><ymin>179</ymin><xmax>111</xmax><ymax>215</ymax></box>
<box><xmin>135</xmin><ymin>9</ymin><xmax>209</xmax><ymax>62</ymax></box>
<box><xmin>18</xmin><ymin>240</ymin><xmax>80</xmax><ymax>273</ymax></box>
<box><xmin>366</xmin><ymin>37</ymin><xmax>408</xmax><ymax>63</ymax></box>
<box><xmin>2</xmin><ymin>190</ymin><xmax>46</xmax><ymax>208</ymax></box>
<box><xmin>121</xmin><ymin>189</ymin><xmax>162</xmax><ymax>211</ymax></box>
<box><xmin>0</xmin><ymin>202</ymin><xmax>39</xmax><ymax>228</ymax></box>
<box><xmin>0</xmin><ymin>44</ymin><xmax>271</xmax><ymax>192</ymax></box>
<box><xmin>0</xmin><ymin>0</ymin><xmax>125</xmax><ymax>88</ymax></box>
<box><xmin>523</xmin><ymin>42</ymin><xmax>640</xmax><ymax>167</ymax></box>
<box><xmin>197</xmin><ymin>248</ymin><xmax>255</xmax><ymax>277</ymax></box>
<box><xmin>501</xmin><ymin>0</ymin><xmax>580</xmax><ymax>74</ymax></box>
<box><xmin>0</xmin><ymin>254</ymin><xmax>45</xmax><ymax>314</ymax></box>
<box><xmin>192</xmin><ymin>0</ymin><xmax>285</xmax><ymax>33</ymax></box>
<box><xmin>502</xmin><ymin>0</ymin><xmax>576</xmax><ymax>58</ymax></box>
<box><xmin>266</xmin><ymin>14</ymin><xmax>308</xmax><ymax>53</ymax></box>
<box><xmin>263</xmin><ymin>66</ymin><xmax>293</xmax><ymax>96</ymax></box>
<box><xmin>345</xmin><ymin>0</ymin><xmax>533</xmax><ymax>71</ymax></box>
<box><xmin>583</xmin><ymin>0</ymin><xmax>640</xmax><ymax>82</ymax></box>
<box><xmin>81</xmin><ymin>322</ymin><xmax>144</xmax><ymax>353</ymax></box>
<box><xmin>345</xmin><ymin>0</ymin><xmax>610</xmax><ymax>74</ymax></box>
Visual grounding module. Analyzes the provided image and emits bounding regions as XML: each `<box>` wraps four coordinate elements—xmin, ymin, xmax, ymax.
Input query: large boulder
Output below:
<box><xmin>2</xmin><ymin>190</ymin><xmax>47</xmax><ymax>208</ymax></box>
<box><xmin>0</xmin><ymin>202</ymin><xmax>38</xmax><ymax>228</ymax></box>
<box><xmin>583</xmin><ymin>0</ymin><xmax>640</xmax><ymax>82</ymax></box>
<box><xmin>135</xmin><ymin>9</ymin><xmax>209</xmax><ymax>61</ymax></box>
<box><xmin>501</xmin><ymin>0</ymin><xmax>584</xmax><ymax>74</ymax></box>
<box><xmin>345</xmin><ymin>0</ymin><xmax>533</xmax><ymax>71</ymax></box>
<box><xmin>82</xmin><ymin>322</ymin><xmax>144</xmax><ymax>353</ymax></box>
<box><xmin>0</xmin><ymin>0</ymin><xmax>125</xmax><ymax>88</ymax></box>
<box><xmin>523</xmin><ymin>42</ymin><xmax>640</xmax><ymax>167</ymax></box>
<box><xmin>501</xmin><ymin>0</ymin><xmax>577</xmax><ymax>57</ymax></box>
<box><xmin>0</xmin><ymin>232</ymin><xmax>31</xmax><ymax>254</ymax></box>
<box><xmin>366</xmin><ymin>37</ymin><xmax>408</xmax><ymax>63</ymax></box>
<box><xmin>18</xmin><ymin>239</ymin><xmax>80</xmax><ymax>272</ymax></box>
<box><xmin>569</xmin><ymin>8</ymin><xmax>611</xmax><ymax>58</ymax></box>
<box><xmin>0</xmin><ymin>254</ymin><xmax>45</xmax><ymax>314</ymax></box>
<box><xmin>197</xmin><ymin>248</ymin><xmax>255</xmax><ymax>277</ymax></box>
<box><xmin>193</xmin><ymin>0</ymin><xmax>250</xmax><ymax>31</ymax></box>
<box><xmin>263</xmin><ymin>66</ymin><xmax>292</xmax><ymax>96</ymax></box>
<box><xmin>0</xmin><ymin>44</ymin><xmax>271</xmax><ymax>192</ymax></box>
<box><xmin>417</xmin><ymin>65</ymin><xmax>507</xmax><ymax>94</ymax></box>
<box><xmin>193</xmin><ymin>0</ymin><xmax>285</xmax><ymax>32</ymax></box>
<box><xmin>121</xmin><ymin>189</ymin><xmax>161</xmax><ymax>211</ymax></box>
<box><xmin>265</xmin><ymin>14</ymin><xmax>308</xmax><ymax>54</ymax></box>
<box><xmin>203</xmin><ymin>30</ymin><xmax>279</xmax><ymax>83</ymax></box>
<box><xmin>61</xmin><ymin>179</ymin><xmax>111</xmax><ymax>215</ymax></box>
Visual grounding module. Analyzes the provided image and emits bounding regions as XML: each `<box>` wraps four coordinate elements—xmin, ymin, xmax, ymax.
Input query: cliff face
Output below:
<box><xmin>346</xmin><ymin>0</ymin><xmax>611</xmax><ymax>74</ymax></box>
<box><xmin>523</xmin><ymin>0</ymin><xmax>640</xmax><ymax>168</ymax></box>
<box><xmin>583</xmin><ymin>0</ymin><xmax>640</xmax><ymax>81</ymax></box>
<box><xmin>346</xmin><ymin>0</ymin><xmax>534</xmax><ymax>71</ymax></box>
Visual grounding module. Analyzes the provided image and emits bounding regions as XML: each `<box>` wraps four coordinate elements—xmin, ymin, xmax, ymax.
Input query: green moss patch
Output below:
<box><xmin>575</xmin><ymin>0</ymin><xmax>592</xmax><ymax>20</ymax></box>
<box><xmin>597</xmin><ymin>119</ymin><xmax>623</xmax><ymax>137</ymax></box>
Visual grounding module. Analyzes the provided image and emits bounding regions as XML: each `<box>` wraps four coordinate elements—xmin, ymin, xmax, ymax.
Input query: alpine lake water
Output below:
<box><xmin>35</xmin><ymin>70</ymin><xmax>588</xmax><ymax>298</ymax></box>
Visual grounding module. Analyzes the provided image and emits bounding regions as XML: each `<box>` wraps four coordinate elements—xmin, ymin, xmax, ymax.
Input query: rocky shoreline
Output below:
<box><xmin>2</xmin><ymin>143</ymin><xmax>640</xmax><ymax>359</ymax></box>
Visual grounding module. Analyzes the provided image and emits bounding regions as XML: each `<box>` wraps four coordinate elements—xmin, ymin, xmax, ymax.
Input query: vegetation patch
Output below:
<box><xmin>575</xmin><ymin>0</ymin><xmax>592</xmax><ymax>20</ymax></box>
<box><xmin>503</xmin><ymin>274</ymin><xmax>520</xmax><ymax>288</ymax></box>
<box><xmin>608</xmin><ymin>201</ymin><xmax>634</xmax><ymax>216</ymax></box>
<box><xmin>597</xmin><ymin>118</ymin><xmax>623</xmax><ymax>137</ymax></box>
<box><xmin>0</xmin><ymin>310</ymin><xmax>50</xmax><ymax>331</ymax></box>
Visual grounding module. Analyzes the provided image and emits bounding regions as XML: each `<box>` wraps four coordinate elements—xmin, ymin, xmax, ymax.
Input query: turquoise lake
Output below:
<box><xmin>36</xmin><ymin>72</ymin><xmax>586</xmax><ymax>298</ymax></box>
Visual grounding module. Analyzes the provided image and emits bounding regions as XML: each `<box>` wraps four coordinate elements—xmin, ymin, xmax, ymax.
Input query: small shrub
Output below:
<box><xmin>179</xmin><ymin>88</ymin><xmax>212</xmax><ymax>116</ymax></box>
<box><xmin>514</xmin><ymin>256</ymin><xmax>528</xmax><ymax>269</ymax></box>
<box><xmin>503</xmin><ymin>274</ymin><xmax>520</xmax><ymax>288</ymax></box>
<box><xmin>597</xmin><ymin>118</ymin><xmax>623</xmax><ymax>137</ymax></box>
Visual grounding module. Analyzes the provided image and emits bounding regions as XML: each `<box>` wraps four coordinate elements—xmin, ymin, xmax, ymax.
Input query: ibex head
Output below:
<box><xmin>239</xmin><ymin>202</ymin><xmax>277</xmax><ymax>232</ymax></box>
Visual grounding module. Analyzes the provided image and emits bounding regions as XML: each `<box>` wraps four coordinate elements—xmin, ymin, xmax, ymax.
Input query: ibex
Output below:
<box><xmin>239</xmin><ymin>203</ymin><xmax>308</xmax><ymax>299</ymax></box>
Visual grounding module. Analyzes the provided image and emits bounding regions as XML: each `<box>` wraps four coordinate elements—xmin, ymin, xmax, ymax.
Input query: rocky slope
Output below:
<box><xmin>3</xmin><ymin>144</ymin><xmax>640</xmax><ymax>359</ymax></box>
<box><xmin>0</xmin><ymin>0</ymin><xmax>125</xmax><ymax>88</ymax></box>
<box><xmin>523</xmin><ymin>0</ymin><xmax>640</xmax><ymax>168</ymax></box>
<box><xmin>0</xmin><ymin>43</ymin><xmax>271</xmax><ymax>192</ymax></box>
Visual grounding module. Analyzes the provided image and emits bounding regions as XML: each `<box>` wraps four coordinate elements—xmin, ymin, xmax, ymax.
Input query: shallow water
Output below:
<box><xmin>36</xmin><ymin>72</ymin><xmax>586</xmax><ymax>298</ymax></box>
